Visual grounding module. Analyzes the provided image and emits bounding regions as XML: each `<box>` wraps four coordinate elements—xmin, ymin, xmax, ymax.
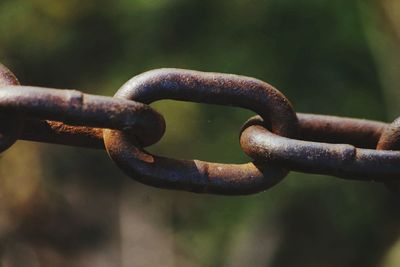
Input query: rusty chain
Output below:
<box><xmin>0</xmin><ymin>63</ymin><xmax>399</xmax><ymax>195</ymax></box>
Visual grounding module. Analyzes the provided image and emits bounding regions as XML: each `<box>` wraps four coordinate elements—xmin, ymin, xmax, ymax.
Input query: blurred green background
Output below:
<box><xmin>0</xmin><ymin>0</ymin><xmax>400</xmax><ymax>266</ymax></box>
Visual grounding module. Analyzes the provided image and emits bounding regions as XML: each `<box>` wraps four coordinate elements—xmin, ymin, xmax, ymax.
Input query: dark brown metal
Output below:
<box><xmin>297</xmin><ymin>113</ymin><xmax>387</xmax><ymax>149</ymax></box>
<box><xmin>2</xmin><ymin>63</ymin><xmax>400</xmax><ymax>195</ymax></box>
<box><xmin>21</xmin><ymin>120</ymin><xmax>104</xmax><ymax>149</ymax></box>
<box><xmin>103</xmin><ymin>68</ymin><xmax>298</xmax><ymax>195</ymax></box>
<box><xmin>377</xmin><ymin>117</ymin><xmax>400</xmax><ymax>193</ymax></box>
<box><xmin>0</xmin><ymin>85</ymin><xmax>166</xmax><ymax>148</ymax></box>
<box><xmin>0</xmin><ymin>64</ymin><xmax>23</xmax><ymax>152</ymax></box>
<box><xmin>240</xmin><ymin>114</ymin><xmax>400</xmax><ymax>181</ymax></box>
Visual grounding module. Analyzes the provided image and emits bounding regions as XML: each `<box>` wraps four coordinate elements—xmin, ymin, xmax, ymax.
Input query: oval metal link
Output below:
<box><xmin>377</xmin><ymin>117</ymin><xmax>400</xmax><ymax>193</ymax></box>
<box><xmin>103</xmin><ymin>68</ymin><xmax>298</xmax><ymax>195</ymax></box>
<box><xmin>0</xmin><ymin>64</ymin><xmax>22</xmax><ymax>152</ymax></box>
<box><xmin>0</xmin><ymin>85</ymin><xmax>166</xmax><ymax>148</ymax></box>
<box><xmin>240</xmin><ymin>115</ymin><xmax>400</xmax><ymax>181</ymax></box>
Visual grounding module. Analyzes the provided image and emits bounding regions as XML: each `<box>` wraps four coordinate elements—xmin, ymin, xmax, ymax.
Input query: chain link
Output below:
<box><xmin>103</xmin><ymin>68</ymin><xmax>297</xmax><ymax>194</ymax></box>
<box><xmin>1</xmin><ymin>63</ymin><xmax>398</xmax><ymax>195</ymax></box>
<box><xmin>240</xmin><ymin>115</ymin><xmax>399</xmax><ymax>180</ymax></box>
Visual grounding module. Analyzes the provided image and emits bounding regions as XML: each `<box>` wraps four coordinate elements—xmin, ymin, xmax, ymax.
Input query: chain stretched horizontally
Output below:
<box><xmin>0</xmin><ymin>63</ymin><xmax>399</xmax><ymax>195</ymax></box>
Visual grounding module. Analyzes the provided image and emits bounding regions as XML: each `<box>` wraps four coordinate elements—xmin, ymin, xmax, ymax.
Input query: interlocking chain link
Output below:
<box><xmin>1</xmin><ymin>63</ymin><xmax>399</xmax><ymax>195</ymax></box>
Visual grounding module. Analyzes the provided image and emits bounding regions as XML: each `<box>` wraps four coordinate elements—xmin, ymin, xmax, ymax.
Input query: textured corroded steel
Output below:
<box><xmin>0</xmin><ymin>64</ymin><xmax>22</xmax><ymax>152</ymax></box>
<box><xmin>103</xmin><ymin>68</ymin><xmax>298</xmax><ymax>195</ymax></box>
<box><xmin>0</xmin><ymin>85</ymin><xmax>165</xmax><ymax>147</ymax></box>
<box><xmin>0</xmin><ymin>65</ymin><xmax>165</xmax><ymax>151</ymax></box>
<box><xmin>377</xmin><ymin>117</ymin><xmax>400</xmax><ymax>193</ymax></box>
<box><xmin>1</xmin><ymin>63</ymin><xmax>399</xmax><ymax>195</ymax></box>
<box><xmin>240</xmin><ymin>114</ymin><xmax>400</xmax><ymax>181</ymax></box>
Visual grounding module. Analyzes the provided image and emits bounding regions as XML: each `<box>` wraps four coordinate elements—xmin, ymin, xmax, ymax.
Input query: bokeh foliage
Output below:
<box><xmin>0</xmin><ymin>0</ymin><xmax>399</xmax><ymax>266</ymax></box>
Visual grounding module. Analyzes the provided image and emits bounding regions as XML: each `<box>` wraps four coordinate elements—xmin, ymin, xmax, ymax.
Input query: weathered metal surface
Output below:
<box><xmin>296</xmin><ymin>113</ymin><xmax>387</xmax><ymax>149</ymax></box>
<box><xmin>21</xmin><ymin>120</ymin><xmax>104</xmax><ymax>149</ymax></box>
<box><xmin>0</xmin><ymin>64</ymin><xmax>23</xmax><ymax>152</ymax></box>
<box><xmin>1</xmin><ymin>62</ymin><xmax>399</xmax><ymax>195</ymax></box>
<box><xmin>103</xmin><ymin>68</ymin><xmax>298</xmax><ymax>195</ymax></box>
<box><xmin>0</xmin><ymin>85</ymin><xmax>165</xmax><ymax>148</ymax></box>
<box><xmin>240</xmin><ymin>115</ymin><xmax>400</xmax><ymax>180</ymax></box>
<box><xmin>377</xmin><ymin>117</ymin><xmax>400</xmax><ymax>193</ymax></box>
